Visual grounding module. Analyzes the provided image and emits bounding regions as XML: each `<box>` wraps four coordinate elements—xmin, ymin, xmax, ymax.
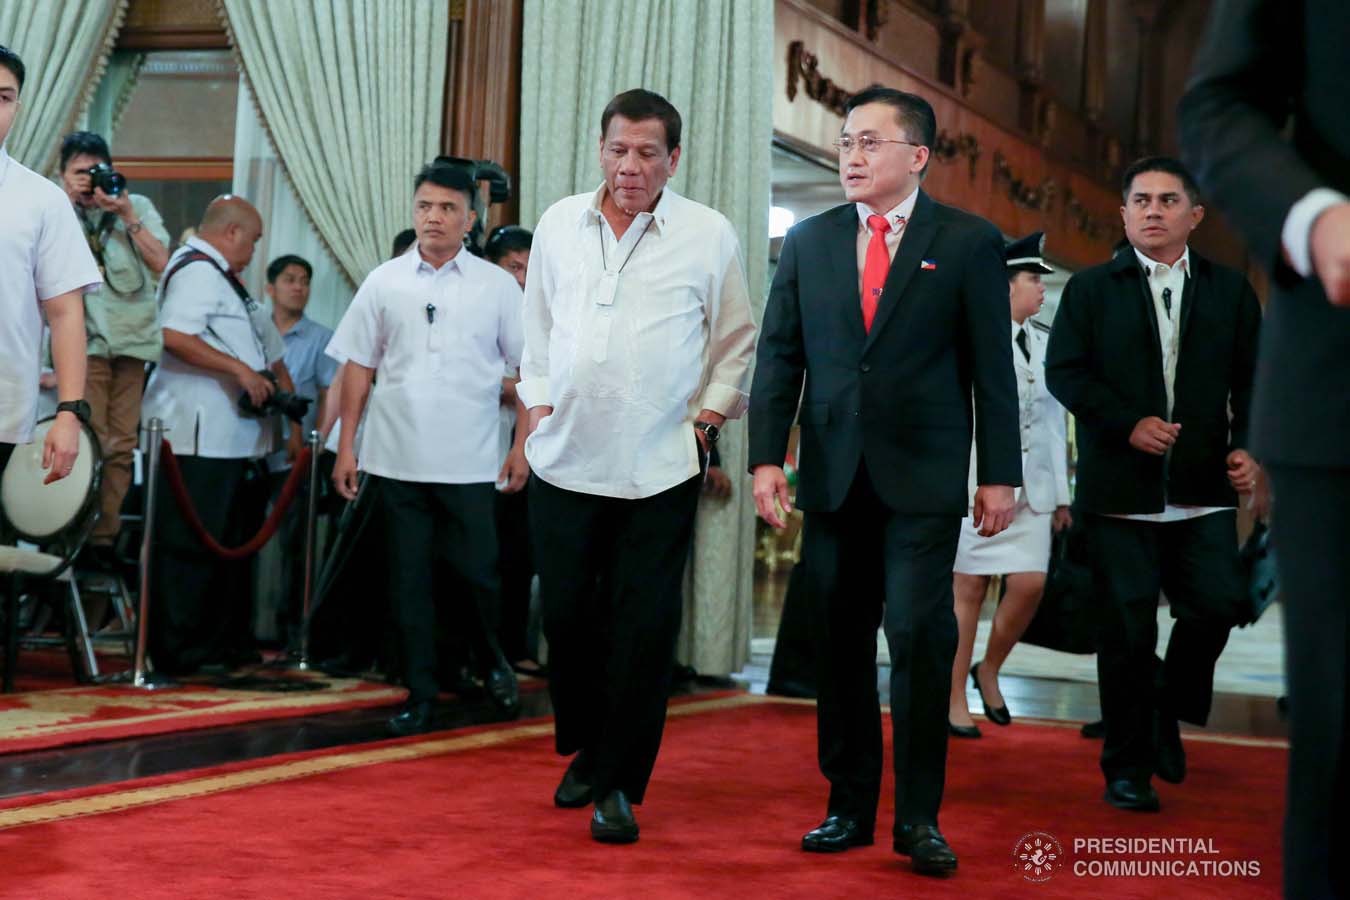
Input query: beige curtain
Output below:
<box><xmin>79</xmin><ymin>49</ymin><xmax>145</xmax><ymax>143</ymax></box>
<box><xmin>220</xmin><ymin>0</ymin><xmax>448</xmax><ymax>289</ymax></box>
<box><xmin>520</xmin><ymin>0</ymin><xmax>774</xmax><ymax>676</ymax></box>
<box><xmin>0</xmin><ymin>0</ymin><xmax>128</xmax><ymax>171</ymax></box>
<box><xmin>232</xmin><ymin>79</ymin><xmax>354</xmax><ymax>328</ymax></box>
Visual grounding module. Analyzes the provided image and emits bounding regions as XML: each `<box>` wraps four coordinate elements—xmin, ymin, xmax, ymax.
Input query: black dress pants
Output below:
<box><xmin>767</xmin><ymin>560</ymin><xmax>817</xmax><ymax>697</ymax></box>
<box><xmin>1086</xmin><ymin>512</ymin><xmax>1244</xmax><ymax>783</ymax></box>
<box><xmin>377</xmin><ymin>477</ymin><xmax>502</xmax><ymax>703</ymax></box>
<box><xmin>1269</xmin><ymin>465</ymin><xmax>1350</xmax><ymax>900</ymax></box>
<box><xmin>529</xmin><ymin>472</ymin><xmax>702</xmax><ymax>804</ymax></box>
<box><xmin>802</xmin><ymin>463</ymin><xmax>961</xmax><ymax>833</ymax></box>
<box><xmin>149</xmin><ymin>455</ymin><xmax>268</xmax><ymax>674</ymax></box>
<box><xmin>495</xmin><ymin>483</ymin><xmax>534</xmax><ymax>662</ymax></box>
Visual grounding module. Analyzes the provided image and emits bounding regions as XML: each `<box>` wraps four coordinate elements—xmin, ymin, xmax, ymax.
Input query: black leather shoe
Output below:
<box><xmin>801</xmin><ymin>815</ymin><xmax>873</xmax><ymax>852</ymax></box>
<box><xmin>1154</xmin><ymin>711</ymin><xmax>1186</xmax><ymax>784</ymax></box>
<box><xmin>554</xmin><ymin>754</ymin><xmax>593</xmax><ymax>808</ymax></box>
<box><xmin>590</xmin><ymin>790</ymin><xmax>639</xmax><ymax>843</ymax></box>
<box><xmin>1104</xmin><ymin>778</ymin><xmax>1161</xmax><ymax>812</ymax></box>
<box><xmin>1080</xmin><ymin>719</ymin><xmax>1106</xmax><ymax>739</ymax></box>
<box><xmin>948</xmin><ymin>721</ymin><xmax>982</xmax><ymax>739</ymax></box>
<box><xmin>894</xmin><ymin>825</ymin><xmax>958</xmax><ymax>875</ymax></box>
<box><xmin>387</xmin><ymin>699</ymin><xmax>434</xmax><ymax>737</ymax></box>
<box><xmin>971</xmin><ymin>662</ymin><xmax>1011</xmax><ymax>726</ymax></box>
<box><xmin>485</xmin><ymin>665</ymin><xmax>519</xmax><ymax>713</ymax></box>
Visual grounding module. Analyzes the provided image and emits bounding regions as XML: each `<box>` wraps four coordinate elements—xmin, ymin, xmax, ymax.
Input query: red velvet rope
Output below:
<box><xmin>159</xmin><ymin>439</ymin><xmax>314</xmax><ymax>561</ymax></box>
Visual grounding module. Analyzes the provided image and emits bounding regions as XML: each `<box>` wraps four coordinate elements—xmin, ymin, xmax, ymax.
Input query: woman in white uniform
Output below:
<box><xmin>949</xmin><ymin>233</ymin><xmax>1072</xmax><ymax>737</ymax></box>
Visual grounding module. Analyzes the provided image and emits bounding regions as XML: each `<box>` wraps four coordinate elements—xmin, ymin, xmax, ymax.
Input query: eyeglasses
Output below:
<box><xmin>833</xmin><ymin>135</ymin><xmax>920</xmax><ymax>155</ymax></box>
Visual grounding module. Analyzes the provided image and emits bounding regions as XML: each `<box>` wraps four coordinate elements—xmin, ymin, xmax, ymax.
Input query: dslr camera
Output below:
<box><xmin>84</xmin><ymin>162</ymin><xmax>127</xmax><ymax>197</ymax></box>
<box><xmin>237</xmin><ymin>370</ymin><xmax>312</xmax><ymax>424</ymax></box>
<box><xmin>433</xmin><ymin>156</ymin><xmax>511</xmax><ymax>254</ymax></box>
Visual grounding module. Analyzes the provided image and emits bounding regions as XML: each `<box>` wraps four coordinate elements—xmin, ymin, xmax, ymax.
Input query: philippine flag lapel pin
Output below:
<box><xmin>920</xmin><ymin>259</ymin><xmax>937</xmax><ymax>271</ymax></box>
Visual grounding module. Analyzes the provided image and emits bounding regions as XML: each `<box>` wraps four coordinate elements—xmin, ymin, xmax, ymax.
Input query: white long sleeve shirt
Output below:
<box><xmin>517</xmin><ymin>185</ymin><xmax>758</xmax><ymax>499</ymax></box>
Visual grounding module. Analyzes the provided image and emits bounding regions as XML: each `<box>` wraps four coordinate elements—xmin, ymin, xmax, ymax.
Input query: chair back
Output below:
<box><xmin>0</xmin><ymin>417</ymin><xmax>102</xmax><ymax>546</ymax></box>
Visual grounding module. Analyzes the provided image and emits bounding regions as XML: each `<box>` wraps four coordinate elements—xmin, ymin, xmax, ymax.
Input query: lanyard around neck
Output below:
<box><xmin>598</xmin><ymin>214</ymin><xmax>654</xmax><ymax>275</ymax></box>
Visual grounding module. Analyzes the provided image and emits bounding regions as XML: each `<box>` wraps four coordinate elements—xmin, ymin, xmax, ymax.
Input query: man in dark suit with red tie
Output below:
<box><xmin>749</xmin><ymin>87</ymin><xmax>1021</xmax><ymax>877</ymax></box>
<box><xmin>1180</xmin><ymin>3</ymin><xmax>1350</xmax><ymax>896</ymax></box>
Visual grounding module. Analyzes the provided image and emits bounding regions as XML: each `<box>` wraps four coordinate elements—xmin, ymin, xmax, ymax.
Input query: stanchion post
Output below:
<box><xmin>132</xmin><ymin>419</ymin><xmax>165</xmax><ymax>688</ymax></box>
<box><xmin>298</xmin><ymin>430</ymin><xmax>322</xmax><ymax>670</ymax></box>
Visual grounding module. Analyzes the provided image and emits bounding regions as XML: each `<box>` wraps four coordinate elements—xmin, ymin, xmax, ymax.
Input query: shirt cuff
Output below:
<box><xmin>1281</xmin><ymin>187</ymin><xmax>1349</xmax><ymax>278</ymax></box>
<box><xmin>516</xmin><ymin>377</ymin><xmax>552</xmax><ymax>410</ymax></box>
<box><xmin>699</xmin><ymin>383</ymin><xmax>749</xmax><ymax>420</ymax></box>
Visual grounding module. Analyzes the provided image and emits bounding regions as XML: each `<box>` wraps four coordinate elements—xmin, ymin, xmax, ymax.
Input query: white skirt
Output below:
<box><xmin>953</xmin><ymin>497</ymin><xmax>1053</xmax><ymax>575</ymax></box>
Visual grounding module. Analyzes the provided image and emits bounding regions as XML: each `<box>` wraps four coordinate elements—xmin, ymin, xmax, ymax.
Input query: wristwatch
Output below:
<box><xmin>694</xmin><ymin>421</ymin><xmax>720</xmax><ymax>445</ymax></box>
<box><xmin>126</xmin><ymin>221</ymin><xmax>144</xmax><ymax>235</ymax></box>
<box><xmin>56</xmin><ymin>399</ymin><xmax>91</xmax><ymax>425</ymax></box>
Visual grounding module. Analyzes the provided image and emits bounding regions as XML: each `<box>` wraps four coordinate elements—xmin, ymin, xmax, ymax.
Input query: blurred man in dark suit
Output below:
<box><xmin>1046</xmin><ymin>156</ymin><xmax>1260</xmax><ymax>814</ymax></box>
<box><xmin>750</xmin><ymin>86</ymin><xmax>1020</xmax><ymax>876</ymax></box>
<box><xmin>1180</xmin><ymin>4</ymin><xmax>1350</xmax><ymax>896</ymax></box>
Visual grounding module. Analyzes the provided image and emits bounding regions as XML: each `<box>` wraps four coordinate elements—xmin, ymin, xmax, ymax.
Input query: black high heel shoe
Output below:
<box><xmin>971</xmin><ymin>662</ymin><xmax>1011</xmax><ymax>726</ymax></box>
<box><xmin>948</xmin><ymin>721</ymin><xmax>982</xmax><ymax>739</ymax></box>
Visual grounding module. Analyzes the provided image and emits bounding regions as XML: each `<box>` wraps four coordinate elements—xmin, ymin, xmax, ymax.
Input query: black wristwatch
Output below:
<box><xmin>694</xmin><ymin>421</ymin><xmax>720</xmax><ymax>445</ymax></box>
<box><xmin>56</xmin><ymin>399</ymin><xmax>91</xmax><ymax>425</ymax></box>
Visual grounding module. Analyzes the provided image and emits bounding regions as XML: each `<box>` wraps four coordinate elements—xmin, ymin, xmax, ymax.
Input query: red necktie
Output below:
<box><xmin>861</xmin><ymin>214</ymin><xmax>892</xmax><ymax>332</ymax></box>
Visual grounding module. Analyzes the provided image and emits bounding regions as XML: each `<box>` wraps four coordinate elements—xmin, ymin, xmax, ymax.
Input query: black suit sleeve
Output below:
<box><xmin>1178</xmin><ymin>0</ymin><xmax>1321</xmax><ymax>269</ymax></box>
<box><xmin>1228</xmin><ymin>277</ymin><xmax>1263</xmax><ymax>452</ymax></box>
<box><xmin>747</xmin><ymin>226</ymin><xmax>806</xmax><ymax>472</ymax></box>
<box><xmin>963</xmin><ymin>223</ymin><xmax>1022</xmax><ymax>487</ymax></box>
<box><xmin>1045</xmin><ymin>277</ymin><xmax>1144</xmax><ymax>443</ymax></box>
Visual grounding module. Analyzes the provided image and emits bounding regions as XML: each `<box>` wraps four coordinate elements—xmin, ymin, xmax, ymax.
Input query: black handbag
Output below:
<box><xmin>1238</xmin><ymin>520</ymin><xmax>1279</xmax><ymax>626</ymax></box>
<box><xmin>1017</xmin><ymin>521</ymin><xmax>1098</xmax><ymax>654</ymax></box>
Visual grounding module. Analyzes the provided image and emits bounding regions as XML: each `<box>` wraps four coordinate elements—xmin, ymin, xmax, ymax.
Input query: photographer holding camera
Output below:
<box><xmin>141</xmin><ymin>195</ymin><xmax>305</xmax><ymax>675</ymax></box>
<box><xmin>59</xmin><ymin>132</ymin><xmax>170</xmax><ymax>566</ymax></box>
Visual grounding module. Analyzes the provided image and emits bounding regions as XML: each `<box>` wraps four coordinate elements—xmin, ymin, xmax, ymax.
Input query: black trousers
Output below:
<box><xmin>802</xmin><ymin>463</ymin><xmax>961</xmax><ymax>833</ymax></box>
<box><xmin>149</xmin><ymin>455</ymin><xmax>268</xmax><ymax>674</ymax></box>
<box><xmin>266</xmin><ymin>452</ymin><xmax>337</xmax><ymax>645</ymax></box>
<box><xmin>1269</xmin><ymin>465</ymin><xmax>1350</xmax><ymax>900</ymax></box>
<box><xmin>767</xmin><ymin>559</ymin><xmax>817</xmax><ymax>697</ymax></box>
<box><xmin>377</xmin><ymin>477</ymin><xmax>502</xmax><ymax>703</ymax></box>
<box><xmin>530</xmin><ymin>472</ymin><xmax>702</xmax><ymax>804</ymax></box>
<box><xmin>0</xmin><ymin>444</ymin><xmax>13</xmax><ymax>474</ymax></box>
<box><xmin>1086</xmin><ymin>512</ymin><xmax>1244</xmax><ymax>782</ymax></box>
<box><xmin>495</xmin><ymin>483</ymin><xmax>534</xmax><ymax>662</ymax></box>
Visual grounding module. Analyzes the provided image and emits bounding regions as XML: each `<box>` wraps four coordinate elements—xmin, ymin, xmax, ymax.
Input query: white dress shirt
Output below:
<box><xmin>1282</xmin><ymin>187</ymin><xmax>1348</xmax><ymax>278</ymax></box>
<box><xmin>327</xmin><ymin>244</ymin><xmax>524</xmax><ymax>485</ymax></box>
<box><xmin>517</xmin><ymin>185</ymin><xmax>758</xmax><ymax>500</ymax></box>
<box><xmin>854</xmin><ymin>188</ymin><xmax>919</xmax><ymax>288</ymax></box>
<box><xmin>1115</xmin><ymin>246</ymin><xmax>1230</xmax><ymax>523</ymax></box>
<box><xmin>142</xmin><ymin>238</ymin><xmax>285</xmax><ymax>458</ymax></box>
<box><xmin>0</xmin><ymin>147</ymin><xmax>102</xmax><ymax>444</ymax></box>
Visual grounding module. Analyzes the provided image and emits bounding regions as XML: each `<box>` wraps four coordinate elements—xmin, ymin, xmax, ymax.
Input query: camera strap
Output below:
<box><xmin>161</xmin><ymin>250</ymin><xmax>268</xmax><ymax>362</ymax></box>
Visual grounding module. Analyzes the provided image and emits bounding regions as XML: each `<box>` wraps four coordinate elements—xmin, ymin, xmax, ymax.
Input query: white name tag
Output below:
<box><xmin>597</xmin><ymin>270</ymin><xmax>619</xmax><ymax>307</ymax></box>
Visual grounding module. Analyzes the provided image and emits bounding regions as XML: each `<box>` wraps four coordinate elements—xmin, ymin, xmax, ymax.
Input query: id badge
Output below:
<box><xmin>597</xmin><ymin>271</ymin><xmax>619</xmax><ymax>307</ymax></box>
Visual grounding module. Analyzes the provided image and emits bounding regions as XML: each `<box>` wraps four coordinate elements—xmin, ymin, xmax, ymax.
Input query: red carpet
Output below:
<box><xmin>0</xmin><ymin>695</ymin><xmax>1283</xmax><ymax>897</ymax></box>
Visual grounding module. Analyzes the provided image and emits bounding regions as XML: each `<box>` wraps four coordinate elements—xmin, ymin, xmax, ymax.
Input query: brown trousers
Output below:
<box><xmin>86</xmin><ymin>355</ymin><xmax>146</xmax><ymax>545</ymax></box>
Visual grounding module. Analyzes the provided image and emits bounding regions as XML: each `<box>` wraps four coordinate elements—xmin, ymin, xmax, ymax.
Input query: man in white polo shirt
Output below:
<box><xmin>330</xmin><ymin>163</ymin><xmax>527</xmax><ymax>735</ymax></box>
<box><xmin>519</xmin><ymin>89</ymin><xmax>758</xmax><ymax>844</ymax></box>
<box><xmin>141</xmin><ymin>195</ymin><xmax>302</xmax><ymax>675</ymax></box>
<box><xmin>0</xmin><ymin>45</ymin><xmax>99</xmax><ymax>480</ymax></box>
